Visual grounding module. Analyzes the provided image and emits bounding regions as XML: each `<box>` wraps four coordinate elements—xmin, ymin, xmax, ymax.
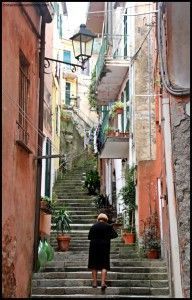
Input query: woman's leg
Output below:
<box><xmin>92</xmin><ymin>270</ymin><xmax>98</xmax><ymax>287</ymax></box>
<box><xmin>101</xmin><ymin>268</ymin><xmax>107</xmax><ymax>287</ymax></box>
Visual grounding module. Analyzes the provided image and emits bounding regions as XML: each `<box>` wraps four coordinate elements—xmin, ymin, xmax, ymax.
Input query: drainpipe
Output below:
<box><xmin>33</xmin><ymin>18</ymin><xmax>46</xmax><ymax>272</ymax></box>
<box><xmin>162</xmin><ymin>97</ymin><xmax>182</xmax><ymax>298</ymax></box>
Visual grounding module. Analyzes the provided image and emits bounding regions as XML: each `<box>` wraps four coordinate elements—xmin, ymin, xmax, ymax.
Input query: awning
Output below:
<box><xmin>99</xmin><ymin>136</ymin><xmax>129</xmax><ymax>159</ymax></box>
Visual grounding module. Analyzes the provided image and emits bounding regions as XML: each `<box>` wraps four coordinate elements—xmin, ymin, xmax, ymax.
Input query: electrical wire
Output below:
<box><xmin>130</xmin><ymin>24</ymin><xmax>154</xmax><ymax>66</ymax></box>
<box><xmin>2</xmin><ymin>89</ymin><xmax>62</xmax><ymax>155</ymax></box>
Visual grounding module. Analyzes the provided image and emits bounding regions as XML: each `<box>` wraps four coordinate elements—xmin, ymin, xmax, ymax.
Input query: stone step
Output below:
<box><xmin>42</xmin><ymin>266</ymin><xmax>167</xmax><ymax>273</ymax></box>
<box><xmin>31</xmin><ymin>286</ymin><xmax>169</xmax><ymax>296</ymax></box>
<box><xmin>49</xmin><ymin>255</ymin><xmax>149</xmax><ymax>262</ymax></box>
<box><xmin>56</xmin><ymin>190</ymin><xmax>89</xmax><ymax>194</ymax></box>
<box><xmin>55</xmin><ymin>177</ymin><xmax>85</xmax><ymax>181</ymax></box>
<box><xmin>33</xmin><ymin>271</ymin><xmax>169</xmax><ymax>281</ymax></box>
<box><xmin>32</xmin><ymin>278</ymin><xmax>168</xmax><ymax>288</ymax></box>
<box><xmin>56</xmin><ymin>198</ymin><xmax>93</xmax><ymax>202</ymax></box>
<box><xmin>63</xmin><ymin>216</ymin><xmax>96</xmax><ymax>221</ymax></box>
<box><xmin>31</xmin><ymin>294</ymin><xmax>169</xmax><ymax>298</ymax></box>
<box><xmin>54</xmin><ymin>202</ymin><xmax>95</xmax><ymax>206</ymax></box>
<box><xmin>54</xmin><ymin>180</ymin><xmax>85</xmax><ymax>184</ymax></box>
<box><xmin>44</xmin><ymin>260</ymin><xmax>167</xmax><ymax>268</ymax></box>
<box><xmin>54</xmin><ymin>189</ymin><xmax>87</xmax><ymax>193</ymax></box>
<box><xmin>57</xmin><ymin>195</ymin><xmax>92</xmax><ymax>199</ymax></box>
<box><xmin>51</xmin><ymin>224</ymin><xmax>93</xmax><ymax>230</ymax></box>
<box><xmin>48</xmin><ymin>252</ymin><xmax>121</xmax><ymax>260</ymax></box>
<box><xmin>54</xmin><ymin>185</ymin><xmax>84</xmax><ymax>190</ymax></box>
<box><xmin>49</xmin><ymin>237</ymin><xmax>123</xmax><ymax>244</ymax></box>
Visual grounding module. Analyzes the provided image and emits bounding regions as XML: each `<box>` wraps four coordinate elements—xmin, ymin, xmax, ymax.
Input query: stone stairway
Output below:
<box><xmin>31</xmin><ymin>164</ymin><xmax>170</xmax><ymax>298</ymax></box>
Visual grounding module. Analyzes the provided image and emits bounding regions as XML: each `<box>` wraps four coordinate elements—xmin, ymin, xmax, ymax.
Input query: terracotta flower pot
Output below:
<box><xmin>147</xmin><ymin>249</ymin><xmax>159</xmax><ymax>259</ymax></box>
<box><xmin>123</xmin><ymin>232</ymin><xmax>135</xmax><ymax>244</ymax></box>
<box><xmin>57</xmin><ymin>234</ymin><xmax>71</xmax><ymax>251</ymax></box>
<box><xmin>107</xmin><ymin>130</ymin><xmax>115</xmax><ymax>137</ymax></box>
<box><xmin>115</xmin><ymin>107</ymin><xmax>123</xmax><ymax>114</ymax></box>
<box><xmin>117</xmin><ymin>132</ymin><xmax>124</xmax><ymax>137</ymax></box>
<box><xmin>39</xmin><ymin>211</ymin><xmax>52</xmax><ymax>236</ymax></box>
<box><xmin>123</xmin><ymin>132</ymin><xmax>129</xmax><ymax>137</ymax></box>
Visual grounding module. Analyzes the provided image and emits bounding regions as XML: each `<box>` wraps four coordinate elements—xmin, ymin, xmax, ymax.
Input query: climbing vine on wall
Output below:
<box><xmin>88</xmin><ymin>69</ymin><xmax>98</xmax><ymax>111</ymax></box>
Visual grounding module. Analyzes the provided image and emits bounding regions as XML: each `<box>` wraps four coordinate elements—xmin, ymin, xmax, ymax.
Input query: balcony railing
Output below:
<box><xmin>95</xmin><ymin>37</ymin><xmax>109</xmax><ymax>83</ymax></box>
<box><xmin>97</xmin><ymin>109</ymin><xmax>129</xmax><ymax>153</ymax></box>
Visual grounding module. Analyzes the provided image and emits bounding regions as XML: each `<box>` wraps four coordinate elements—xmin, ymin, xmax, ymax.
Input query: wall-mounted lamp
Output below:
<box><xmin>44</xmin><ymin>24</ymin><xmax>96</xmax><ymax>72</ymax></box>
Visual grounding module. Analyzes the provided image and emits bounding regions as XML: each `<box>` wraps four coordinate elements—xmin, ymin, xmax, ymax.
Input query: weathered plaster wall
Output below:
<box><xmin>2</xmin><ymin>4</ymin><xmax>40</xmax><ymax>297</ymax></box>
<box><xmin>134</xmin><ymin>3</ymin><xmax>156</xmax><ymax>162</ymax></box>
<box><xmin>170</xmin><ymin>97</ymin><xmax>190</xmax><ymax>298</ymax></box>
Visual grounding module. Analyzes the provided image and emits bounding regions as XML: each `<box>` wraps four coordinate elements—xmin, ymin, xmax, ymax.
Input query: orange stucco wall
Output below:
<box><xmin>2</xmin><ymin>3</ymin><xmax>40</xmax><ymax>297</ymax></box>
<box><xmin>137</xmin><ymin>86</ymin><xmax>163</xmax><ymax>236</ymax></box>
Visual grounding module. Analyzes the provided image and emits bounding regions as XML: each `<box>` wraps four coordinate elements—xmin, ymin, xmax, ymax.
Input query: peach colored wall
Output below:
<box><xmin>137</xmin><ymin>160</ymin><xmax>159</xmax><ymax>235</ymax></box>
<box><xmin>137</xmin><ymin>73</ymin><xmax>163</xmax><ymax>236</ymax></box>
<box><xmin>2</xmin><ymin>3</ymin><xmax>40</xmax><ymax>298</ymax></box>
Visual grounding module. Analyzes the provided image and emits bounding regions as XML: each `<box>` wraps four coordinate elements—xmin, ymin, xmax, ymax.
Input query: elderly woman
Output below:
<box><xmin>88</xmin><ymin>213</ymin><xmax>118</xmax><ymax>290</ymax></box>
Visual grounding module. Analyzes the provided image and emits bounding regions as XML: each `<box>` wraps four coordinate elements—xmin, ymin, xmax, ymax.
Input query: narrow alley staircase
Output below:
<box><xmin>31</xmin><ymin>159</ymin><xmax>170</xmax><ymax>298</ymax></box>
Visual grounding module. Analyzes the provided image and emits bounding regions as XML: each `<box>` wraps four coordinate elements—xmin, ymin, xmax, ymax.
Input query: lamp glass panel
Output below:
<box><xmin>85</xmin><ymin>39</ymin><xmax>93</xmax><ymax>57</ymax></box>
<box><xmin>72</xmin><ymin>40</ymin><xmax>81</xmax><ymax>58</ymax></box>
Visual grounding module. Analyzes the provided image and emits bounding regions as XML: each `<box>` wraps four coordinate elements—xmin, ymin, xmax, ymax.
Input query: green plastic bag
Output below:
<box><xmin>44</xmin><ymin>240</ymin><xmax>54</xmax><ymax>261</ymax></box>
<box><xmin>38</xmin><ymin>240</ymin><xmax>47</xmax><ymax>267</ymax></box>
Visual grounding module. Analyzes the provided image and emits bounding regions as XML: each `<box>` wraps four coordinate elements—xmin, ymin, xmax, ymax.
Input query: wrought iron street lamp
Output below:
<box><xmin>70</xmin><ymin>24</ymin><xmax>96</xmax><ymax>66</ymax></box>
<box><xmin>44</xmin><ymin>24</ymin><xmax>96</xmax><ymax>71</ymax></box>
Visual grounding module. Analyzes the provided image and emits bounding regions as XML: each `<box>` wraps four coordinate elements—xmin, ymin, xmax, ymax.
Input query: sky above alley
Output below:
<box><xmin>66</xmin><ymin>2</ymin><xmax>89</xmax><ymax>34</ymax></box>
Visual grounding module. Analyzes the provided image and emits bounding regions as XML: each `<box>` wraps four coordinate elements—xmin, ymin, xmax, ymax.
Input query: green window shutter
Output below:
<box><xmin>65</xmin><ymin>82</ymin><xmax>71</xmax><ymax>105</ymax></box>
<box><xmin>45</xmin><ymin>139</ymin><xmax>52</xmax><ymax>197</ymax></box>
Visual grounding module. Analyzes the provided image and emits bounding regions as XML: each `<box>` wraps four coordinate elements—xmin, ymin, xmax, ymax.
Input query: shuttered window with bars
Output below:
<box><xmin>16</xmin><ymin>50</ymin><xmax>30</xmax><ymax>147</ymax></box>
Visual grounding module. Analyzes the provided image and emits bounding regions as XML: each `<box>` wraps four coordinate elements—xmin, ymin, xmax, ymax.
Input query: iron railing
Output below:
<box><xmin>95</xmin><ymin>37</ymin><xmax>109</xmax><ymax>83</ymax></box>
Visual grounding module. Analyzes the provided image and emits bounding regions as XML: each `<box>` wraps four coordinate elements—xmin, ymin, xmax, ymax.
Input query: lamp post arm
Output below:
<box><xmin>44</xmin><ymin>57</ymin><xmax>85</xmax><ymax>70</ymax></box>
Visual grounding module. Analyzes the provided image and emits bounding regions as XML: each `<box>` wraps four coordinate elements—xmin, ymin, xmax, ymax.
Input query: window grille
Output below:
<box><xmin>17</xmin><ymin>50</ymin><xmax>30</xmax><ymax>145</ymax></box>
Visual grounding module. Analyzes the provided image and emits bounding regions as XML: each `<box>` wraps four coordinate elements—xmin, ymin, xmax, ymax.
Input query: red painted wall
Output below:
<box><xmin>2</xmin><ymin>3</ymin><xmax>40</xmax><ymax>297</ymax></box>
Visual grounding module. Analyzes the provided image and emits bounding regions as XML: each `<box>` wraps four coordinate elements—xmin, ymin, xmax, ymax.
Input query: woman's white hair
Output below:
<box><xmin>97</xmin><ymin>213</ymin><xmax>108</xmax><ymax>222</ymax></box>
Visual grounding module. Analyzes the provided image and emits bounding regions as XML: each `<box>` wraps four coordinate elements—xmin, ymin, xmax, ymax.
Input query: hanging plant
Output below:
<box><xmin>109</xmin><ymin>101</ymin><xmax>124</xmax><ymax>118</ymax></box>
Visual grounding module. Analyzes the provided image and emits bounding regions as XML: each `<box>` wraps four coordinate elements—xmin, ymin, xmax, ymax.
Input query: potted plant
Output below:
<box><xmin>104</xmin><ymin>125</ymin><xmax>115</xmax><ymax>137</ymax></box>
<box><xmin>84</xmin><ymin>169</ymin><xmax>100</xmax><ymax>195</ymax></box>
<box><xmin>122</xmin><ymin>224</ymin><xmax>135</xmax><ymax>244</ymax></box>
<box><xmin>141</xmin><ymin>211</ymin><xmax>161</xmax><ymax>259</ymax></box>
<box><xmin>119</xmin><ymin>167</ymin><xmax>136</xmax><ymax>243</ymax></box>
<box><xmin>40</xmin><ymin>194</ymin><xmax>57</xmax><ymax>237</ymax></box>
<box><xmin>52</xmin><ymin>205</ymin><xmax>72</xmax><ymax>251</ymax></box>
<box><xmin>110</xmin><ymin>101</ymin><xmax>124</xmax><ymax>117</ymax></box>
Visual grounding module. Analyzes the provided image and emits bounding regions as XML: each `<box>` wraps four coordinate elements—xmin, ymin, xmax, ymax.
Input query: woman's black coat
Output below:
<box><xmin>88</xmin><ymin>221</ymin><xmax>118</xmax><ymax>270</ymax></box>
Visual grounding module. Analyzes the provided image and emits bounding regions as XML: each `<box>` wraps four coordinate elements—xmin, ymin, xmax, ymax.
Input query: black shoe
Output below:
<box><xmin>101</xmin><ymin>284</ymin><xmax>107</xmax><ymax>290</ymax></box>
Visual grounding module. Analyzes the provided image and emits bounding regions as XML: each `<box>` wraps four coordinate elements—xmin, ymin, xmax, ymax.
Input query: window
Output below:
<box><xmin>17</xmin><ymin>50</ymin><xmax>30</xmax><ymax>145</ymax></box>
<box><xmin>65</xmin><ymin>82</ymin><xmax>71</xmax><ymax>105</ymax></box>
<box><xmin>63</xmin><ymin>50</ymin><xmax>71</xmax><ymax>70</ymax></box>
